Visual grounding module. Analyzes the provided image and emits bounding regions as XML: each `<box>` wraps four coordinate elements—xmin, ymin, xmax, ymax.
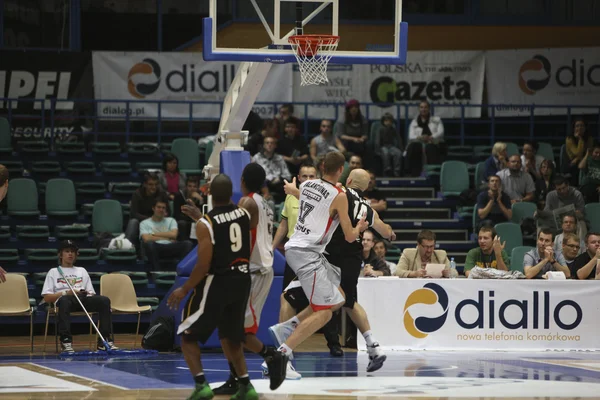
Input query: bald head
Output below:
<box><xmin>210</xmin><ymin>174</ymin><xmax>233</xmax><ymax>204</ymax></box>
<box><xmin>347</xmin><ymin>168</ymin><xmax>370</xmax><ymax>192</ymax></box>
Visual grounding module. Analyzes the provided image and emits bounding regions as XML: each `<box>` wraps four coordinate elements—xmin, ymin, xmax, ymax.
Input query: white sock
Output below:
<box><xmin>285</xmin><ymin>316</ymin><xmax>300</xmax><ymax>327</ymax></box>
<box><xmin>363</xmin><ymin>330</ymin><xmax>377</xmax><ymax>347</ymax></box>
<box><xmin>278</xmin><ymin>343</ymin><xmax>293</xmax><ymax>355</ymax></box>
<box><xmin>195</xmin><ymin>372</ymin><xmax>204</xmax><ymax>377</ymax></box>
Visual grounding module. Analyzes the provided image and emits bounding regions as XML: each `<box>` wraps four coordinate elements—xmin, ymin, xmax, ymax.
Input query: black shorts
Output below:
<box><xmin>179</xmin><ymin>274</ymin><xmax>251</xmax><ymax>344</ymax></box>
<box><xmin>326</xmin><ymin>253</ymin><xmax>362</xmax><ymax>309</ymax></box>
<box><xmin>283</xmin><ymin>279</ymin><xmax>309</xmax><ymax>311</ymax></box>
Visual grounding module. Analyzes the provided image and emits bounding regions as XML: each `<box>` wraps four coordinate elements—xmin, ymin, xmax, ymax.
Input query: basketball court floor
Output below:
<box><xmin>1</xmin><ymin>335</ymin><xmax>600</xmax><ymax>399</ymax></box>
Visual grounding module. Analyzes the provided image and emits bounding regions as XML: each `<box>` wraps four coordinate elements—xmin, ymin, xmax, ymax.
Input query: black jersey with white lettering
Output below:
<box><xmin>199</xmin><ymin>204</ymin><xmax>251</xmax><ymax>276</ymax></box>
<box><xmin>325</xmin><ymin>187</ymin><xmax>375</xmax><ymax>257</ymax></box>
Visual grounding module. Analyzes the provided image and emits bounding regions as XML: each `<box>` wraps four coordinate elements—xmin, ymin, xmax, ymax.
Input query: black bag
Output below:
<box><xmin>142</xmin><ymin>316</ymin><xmax>175</xmax><ymax>351</ymax></box>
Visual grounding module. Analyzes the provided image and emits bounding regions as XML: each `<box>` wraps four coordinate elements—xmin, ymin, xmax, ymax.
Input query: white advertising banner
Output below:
<box><xmin>92</xmin><ymin>52</ymin><xmax>291</xmax><ymax>120</ymax></box>
<box><xmin>351</xmin><ymin>51</ymin><xmax>485</xmax><ymax>119</ymax></box>
<box><xmin>358</xmin><ymin>278</ymin><xmax>600</xmax><ymax>351</ymax></box>
<box><xmin>486</xmin><ymin>48</ymin><xmax>600</xmax><ymax>116</ymax></box>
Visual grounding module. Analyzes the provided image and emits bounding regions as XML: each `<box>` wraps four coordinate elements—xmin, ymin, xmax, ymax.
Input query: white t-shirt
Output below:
<box><xmin>139</xmin><ymin>217</ymin><xmax>177</xmax><ymax>244</ymax></box>
<box><xmin>41</xmin><ymin>266</ymin><xmax>95</xmax><ymax>296</ymax></box>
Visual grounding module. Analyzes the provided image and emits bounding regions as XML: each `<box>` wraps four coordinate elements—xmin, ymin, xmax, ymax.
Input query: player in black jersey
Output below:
<box><xmin>167</xmin><ymin>174</ymin><xmax>286</xmax><ymax>400</ymax></box>
<box><xmin>277</xmin><ymin>168</ymin><xmax>395</xmax><ymax>373</ymax></box>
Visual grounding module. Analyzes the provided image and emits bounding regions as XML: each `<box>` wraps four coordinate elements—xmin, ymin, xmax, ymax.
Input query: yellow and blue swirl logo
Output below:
<box><xmin>403</xmin><ymin>283</ymin><xmax>449</xmax><ymax>338</ymax></box>
<box><xmin>128</xmin><ymin>58</ymin><xmax>162</xmax><ymax>99</ymax></box>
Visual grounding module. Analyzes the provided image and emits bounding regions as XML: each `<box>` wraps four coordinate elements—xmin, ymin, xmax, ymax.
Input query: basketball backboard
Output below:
<box><xmin>203</xmin><ymin>0</ymin><xmax>407</xmax><ymax>65</ymax></box>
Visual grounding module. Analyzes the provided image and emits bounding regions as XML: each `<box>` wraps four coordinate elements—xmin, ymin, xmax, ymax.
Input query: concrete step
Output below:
<box><xmin>394</xmin><ymin>229</ymin><xmax>469</xmax><ymax>241</ymax></box>
<box><xmin>385</xmin><ymin>208</ymin><xmax>452</xmax><ymax>220</ymax></box>
<box><xmin>379</xmin><ymin>187</ymin><xmax>435</xmax><ymax>199</ymax></box>
<box><xmin>388</xmin><ymin>219</ymin><xmax>470</xmax><ymax>229</ymax></box>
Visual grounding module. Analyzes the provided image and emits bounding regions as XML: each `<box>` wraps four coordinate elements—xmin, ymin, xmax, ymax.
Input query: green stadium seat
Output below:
<box><xmin>0</xmin><ymin>161</ymin><xmax>23</xmax><ymax>176</ymax></box>
<box><xmin>585</xmin><ymin>203</ymin><xmax>600</xmax><ymax>232</ymax></box>
<box><xmin>16</xmin><ymin>225</ymin><xmax>50</xmax><ymax>240</ymax></box>
<box><xmin>474</xmin><ymin>161</ymin><xmax>486</xmax><ymax>189</ymax></box>
<box><xmin>127</xmin><ymin>143</ymin><xmax>159</xmax><ymax>156</ymax></box>
<box><xmin>54</xmin><ymin>225</ymin><xmax>89</xmax><ymax>240</ymax></box>
<box><xmin>33</xmin><ymin>272</ymin><xmax>48</xmax><ymax>286</ymax></box>
<box><xmin>511</xmin><ymin>201</ymin><xmax>537</xmax><ymax>224</ymax></box>
<box><xmin>56</xmin><ymin>142</ymin><xmax>86</xmax><ymax>155</ymax></box>
<box><xmin>7</xmin><ymin>178</ymin><xmax>40</xmax><ymax>217</ymax></box>
<box><xmin>92</xmin><ymin>199</ymin><xmax>123</xmax><ymax>235</ymax></box>
<box><xmin>537</xmin><ymin>142</ymin><xmax>554</xmax><ymax>163</ymax></box>
<box><xmin>32</xmin><ymin>161</ymin><xmax>61</xmax><ymax>174</ymax></box>
<box><xmin>111</xmin><ymin>182</ymin><xmax>140</xmax><ymax>196</ymax></box>
<box><xmin>77</xmin><ymin>248</ymin><xmax>100</xmax><ymax>262</ymax></box>
<box><xmin>505</xmin><ymin>142</ymin><xmax>519</xmax><ymax>157</ymax></box>
<box><xmin>76</xmin><ymin>182</ymin><xmax>106</xmax><ymax>196</ymax></box>
<box><xmin>0</xmin><ymin>226</ymin><xmax>10</xmax><ymax>240</ymax></box>
<box><xmin>151</xmin><ymin>271</ymin><xmax>177</xmax><ymax>286</ymax></box>
<box><xmin>118</xmin><ymin>271</ymin><xmax>149</xmax><ymax>286</ymax></box>
<box><xmin>494</xmin><ymin>222</ymin><xmax>523</xmax><ymax>255</ymax></box>
<box><xmin>88</xmin><ymin>272</ymin><xmax>107</xmax><ymax>286</ymax></box>
<box><xmin>0</xmin><ymin>249</ymin><xmax>19</xmax><ymax>264</ymax></box>
<box><xmin>440</xmin><ymin>161</ymin><xmax>469</xmax><ymax>197</ymax></box>
<box><xmin>136</xmin><ymin>162</ymin><xmax>162</xmax><ymax>174</ymax></box>
<box><xmin>91</xmin><ymin>142</ymin><xmax>122</xmax><ymax>155</ymax></box>
<box><xmin>102</xmin><ymin>248</ymin><xmax>137</xmax><ymax>263</ymax></box>
<box><xmin>510</xmin><ymin>246</ymin><xmax>534</xmax><ymax>273</ymax></box>
<box><xmin>26</xmin><ymin>249</ymin><xmax>57</xmax><ymax>263</ymax></box>
<box><xmin>66</xmin><ymin>161</ymin><xmax>96</xmax><ymax>174</ymax></box>
<box><xmin>20</xmin><ymin>140</ymin><xmax>49</xmax><ymax>154</ymax></box>
<box><xmin>171</xmin><ymin>138</ymin><xmax>202</xmax><ymax>175</ymax></box>
<box><xmin>100</xmin><ymin>162</ymin><xmax>132</xmax><ymax>175</ymax></box>
<box><xmin>46</xmin><ymin>178</ymin><xmax>79</xmax><ymax>217</ymax></box>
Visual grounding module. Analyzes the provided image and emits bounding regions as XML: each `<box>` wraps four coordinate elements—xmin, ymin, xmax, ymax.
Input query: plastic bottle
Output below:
<box><xmin>449</xmin><ymin>257</ymin><xmax>457</xmax><ymax>279</ymax></box>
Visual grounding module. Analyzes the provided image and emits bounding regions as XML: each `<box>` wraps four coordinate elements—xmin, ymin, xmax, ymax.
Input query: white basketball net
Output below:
<box><xmin>289</xmin><ymin>35</ymin><xmax>340</xmax><ymax>86</ymax></box>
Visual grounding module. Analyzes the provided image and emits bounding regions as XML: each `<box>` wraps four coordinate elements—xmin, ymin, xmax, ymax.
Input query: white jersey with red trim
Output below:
<box><xmin>249</xmin><ymin>192</ymin><xmax>274</xmax><ymax>273</ymax></box>
<box><xmin>285</xmin><ymin>179</ymin><xmax>342</xmax><ymax>253</ymax></box>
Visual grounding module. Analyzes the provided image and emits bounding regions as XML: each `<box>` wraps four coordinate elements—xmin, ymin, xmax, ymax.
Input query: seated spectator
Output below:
<box><xmin>483</xmin><ymin>142</ymin><xmax>508</xmax><ymax>185</ymax></box>
<box><xmin>553</xmin><ymin>214</ymin><xmax>585</xmax><ymax>257</ymax></box>
<box><xmin>274</xmin><ymin>103</ymin><xmax>294</xmax><ymax>137</ymax></box>
<box><xmin>173</xmin><ymin>177</ymin><xmax>204</xmax><ymax>241</ymax></box>
<box><xmin>563</xmin><ymin>118</ymin><xmax>593</xmax><ymax>184</ymax></box>
<box><xmin>561</xmin><ymin>233</ymin><xmax>582</xmax><ymax>276</ymax></box>
<box><xmin>373</xmin><ymin>240</ymin><xmax>398</xmax><ymax>275</ymax></box>
<box><xmin>364</xmin><ymin>170</ymin><xmax>387</xmax><ymax>214</ymax></box>
<box><xmin>372</xmin><ymin>113</ymin><xmax>403</xmax><ymax>177</ymax></box>
<box><xmin>497</xmin><ymin>155</ymin><xmax>535</xmax><ymax>203</ymax></box>
<box><xmin>395</xmin><ymin>230</ymin><xmax>456</xmax><ymax>278</ymax></box>
<box><xmin>521</xmin><ymin>141</ymin><xmax>545</xmax><ymax>180</ymax></box>
<box><xmin>252</xmin><ymin>135</ymin><xmax>292</xmax><ymax>202</ymax></box>
<box><xmin>125</xmin><ymin>172</ymin><xmax>169</xmax><ymax>251</ymax></box>
<box><xmin>464</xmin><ymin>226</ymin><xmax>510</xmax><ymax>278</ymax></box>
<box><xmin>361</xmin><ymin>230</ymin><xmax>391</xmax><ymax>277</ymax></box>
<box><xmin>542</xmin><ymin>176</ymin><xmax>586</xmax><ymax>238</ymax></box>
<box><xmin>158</xmin><ymin>152</ymin><xmax>186</xmax><ymax>201</ymax></box>
<box><xmin>336</xmin><ymin>99</ymin><xmax>369</xmax><ymax>159</ymax></box>
<box><xmin>572</xmin><ymin>232</ymin><xmax>600</xmax><ymax>280</ymax></box>
<box><xmin>476</xmin><ymin>175</ymin><xmax>512</xmax><ymax>227</ymax></box>
<box><xmin>310</xmin><ymin>119</ymin><xmax>345</xmax><ymax>159</ymax></box>
<box><xmin>277</xmin><ymin>116</ymin><xmax>310</xmax><ymax>176</ymax></box>
<box><xmin>339</xmin><ymin>154</ymin><xmax>363</xmax><ymax>184</ymax></box>
<box><xmin>535</xmin><ymin>159</ymin><xmax>556</xmax><ymax>210</ymax></box>
<box><xmin>140</xmin><ymin>199</ymin><xmax>193</xmax><ymax>271</ymax></box>
<box><xmin>523</xmin><ymin>229</ymin><xmax>570</xmax><ymax>279</ymax></box>
<box><xmin>578</xmin><ymin>143</ymin><xmax>600</xmax><ymax>203</ymax></box>
<box><xmin>406</xmin><ymin>100</ymin><xmax>446</xmax><ymax>177</ymax></box>
<box><xmin>41</xmin><ymin>240</ymin><xmax>118</xmax><ymax>353</ymax></box>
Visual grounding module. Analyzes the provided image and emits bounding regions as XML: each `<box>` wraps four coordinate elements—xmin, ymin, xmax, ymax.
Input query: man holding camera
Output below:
<box><xmin>42</xmin><ymin>240</ymin><xmax>118</xmax><ymax>353</ymax></box>
<box><xmin>476</xmin><ymin>175</ymin><xmax>513</xmax><ymax>227</ymax></box>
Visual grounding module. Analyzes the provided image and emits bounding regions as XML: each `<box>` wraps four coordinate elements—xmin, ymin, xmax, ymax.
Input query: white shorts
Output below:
<box><xmin>285</xmin><ymin>247</ymin><xmax>344</xmax><ymax>311</ymax></box>
<box><xmin>244</xmin><ymin>268</ymin><xmax>274</xmax><ymax>334</ymax></box>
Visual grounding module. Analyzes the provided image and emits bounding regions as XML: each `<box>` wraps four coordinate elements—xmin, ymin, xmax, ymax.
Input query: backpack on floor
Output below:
<box><xmin>142</xmin><ymin>316</ymin><xmax>175</xmax><ymax>351</ymax></box>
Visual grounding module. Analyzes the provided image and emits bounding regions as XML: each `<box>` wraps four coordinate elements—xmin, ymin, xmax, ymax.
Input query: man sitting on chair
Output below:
<box><xmin>42</xmin><ymin>240</ymin><xmax>118</xmax><ymax>354</ymax></box>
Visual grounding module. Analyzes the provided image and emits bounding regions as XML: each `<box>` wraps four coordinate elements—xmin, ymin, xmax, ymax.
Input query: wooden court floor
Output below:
<box><xmin>1</xmin><ymin>334</ymin><xmax>600</xmax><ymax>399</ymax></box>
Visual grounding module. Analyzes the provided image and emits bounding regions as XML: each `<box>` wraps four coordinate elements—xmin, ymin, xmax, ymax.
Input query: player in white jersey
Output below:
<box><xmin>214</xmin><ymin>163</ymin><xmax>299</xmax><ymax>395</ymax></box>
<box><xmin>267</xmin><ymin>152</ymin><xmax>369</xmax><ymax>387</ymax></box>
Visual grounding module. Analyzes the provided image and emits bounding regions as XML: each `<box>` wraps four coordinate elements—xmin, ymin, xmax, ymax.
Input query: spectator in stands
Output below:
<box><xmin>572</xmin><ymin>232</ymin><xmax>600</xmax><ymax>280</ymax></box>
<box><xmin>243</xmin><ymin>110</ymin><xmax>264</xmax><ymax>142</ymax></box>
<box><xmin>406</xmin><ymin>100</ymin><xmax>445</xmax><ymax>177</ymax></box>
<box><xmin>561</xmin><ymin>233</ymin><xmax>582</xmax><ymax>276</ymax></box>
<box><xmin>252</xmin><ymin>135</ymin><xmax>291</xmax><ymax>202</ymax></box>
<box><xmin>126</xmin><ymin>172</ymin><xmax>170</xmax><ymax>252</ymax></box>
<box><xmin>140</xmin><ymin>199</ymin><xmax>193</xmax><ymax>271</ymax></box>
<box><xmin>553</xmin><ymin>214</ymin><xmax>585</xmax><ymax>257</ymax></box>
<box><xmin>476</xmin><ymin>175</ymin><xmax>512</xmax><ymax>227</ymax></box>
<box><xmin>373</xmin><ymin>240</ymin><xmax>397</xmax><ymax>275</ymax></box>
<box><xmin>483</xmin><ymin>142</ymin><xmax>508</xmax><ymax>184</ymax></box>
<box><xmin>578</xmin><ymin>143</ymin><xmax>600</xmax><ymax>203</ymax></box>
<box><xmin>0</xmin><ymin>164</ymin><xmax>8</xmax><ymax>283</ymax></box>
<box><xmin>158</xmin><ymin>153</ymin><xmax>187</xmax><ymax>201</ymax></box>
<box><xmin>463</xmin><ymin>226</ymin><xmax>510</xmax><ymax>278</ymax></box>
<box><xmin>275</xmin><ymin>103</ymin><xmax>294</xmax><ymax>136</ymax></box>
<box><xmin>173</xmin><ymin>177</ymin><xmax>204</xmax><ymax>241</ymax></box>
<box><xmin>521</xmin><ymin>141</ymin><xmax>545</xmax><ymax>180</ymax></box>
<box><xmin>545</xmin><ymin>176</ymin><xmax>586</xmax><ymax>224</ymax></box>
<box><xmin>396</xmin><ymin>230</ymin><xmax>456</xmax><ymax>278</ymax></box>
<box><xmin>310</xmin><ymin>119</ymin><xmax>345</xmax><ymax>160</ymax></box>
<box><xmin>361</xmin><ymin>230</ymin><xmax>391</xmax><ymax>277</ymax></box>
<box><xmin>535</xmin><ymin>159</ymin><xmax>556</xmax><ymax>210</ymax></box>
<box><xmin>496</xmin><ymin>155</ymin><xmax>535</xmax><ymax>203</ymax></box>
<box><xmin>272</xmin><ymin>162</ymin><xmax>318</xmax><ymax>289</ymax></box>
<box><xmin>277</xmin><ymin>117</ymin><xmax>309</xmax><ymax>176</ymax></box>
<box><xmin>364</xmin><ymin>170</ymin><xmax>387</xmax><ymax>215</ymax></box>
<box><xmin>339</xmin><ymin>154</ymin><xmax>363</xmax><ymax>184</ymax></box>
<box><xmin>563</xmin><ymin>118</ymin><xmax>593</xmax><ymax>182</ymax></box>
<box><xmin>42</xmin><ymin>240</ymin><xmax>118</xmax><ymax>353</ymax></box>
<box><xmin>246</xmin><ymin>119</ymin><xmax>278</xmax><ymax>156</ymax></box>
<box><xmin>523</xmin><ymin>229</ymin><xmax>569</xmax><ymax>279</ymax></box>
<box><xmin>372</xmin><ymin>113</ymin><xmax>403</xmax><ymax>177</ymax></box>
<box><xmin>336</xmin><ymin>99</ymin><xmax>368</xmax><ymax>158</ymax></box>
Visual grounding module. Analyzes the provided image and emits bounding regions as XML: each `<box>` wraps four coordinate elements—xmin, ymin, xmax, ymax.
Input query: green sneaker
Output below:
<box><xmin>230</xmin><ymin>383</ymin><xmax>258</xmax><ymax>400</ymax></box>
<box><xmin>186</xmin><ymin>382</ymin><xmax>214</xmax><ymax>400</ymax></box>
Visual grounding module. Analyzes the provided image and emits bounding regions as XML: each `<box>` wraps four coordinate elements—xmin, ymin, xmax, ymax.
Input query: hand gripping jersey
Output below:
<box><xmin>248</xmin><ymin>192</ymin><xmax>274</xmax><ymax>273</ymax></box>
<box><xmin>326</xmin><ymin>186</ymin><xmax>375</xmax><ymax>257</ymax></box>
<box><xmin>199</xmin><ymin>204</ymin><xmax>251</xmax><ymax>276</ymax></box>
<box><xmin>285</xmin><ymin>179</ymin><xmax>343</xmax><ymax>253</ymax></box>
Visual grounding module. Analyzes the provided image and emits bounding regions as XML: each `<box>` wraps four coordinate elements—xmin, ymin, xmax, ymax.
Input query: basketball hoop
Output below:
<box><xmin>289</xmin><ymin>34</ymin><xmax>340</xmax><ymax>86</ymax></box>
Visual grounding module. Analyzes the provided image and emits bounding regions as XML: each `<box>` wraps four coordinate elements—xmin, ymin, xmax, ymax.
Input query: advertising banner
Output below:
<box><xmin>358</xmin><ymin>278</ymin><xmax>600</xmax><ymax>351</ymax></box>
<box><xmin>486</xmin><ymin>48</ymin><xmax>600</xmax><ymax>116</ymax></box>
<box><xmin>92</xmin><ymin>52</ymin><xmax>291</xmax><ymax>120</ymax></box>
<box><xmin>0</xmin><ymin>50</ymin><xmax>93</xmax><ymax>140</ymax></box>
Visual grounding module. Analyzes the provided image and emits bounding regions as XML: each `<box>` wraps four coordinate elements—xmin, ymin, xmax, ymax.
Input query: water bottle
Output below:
<box><xmin>449</xmin><ymin>257</ymin><xmax>457</xmax><ymax>279</ymax></box>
